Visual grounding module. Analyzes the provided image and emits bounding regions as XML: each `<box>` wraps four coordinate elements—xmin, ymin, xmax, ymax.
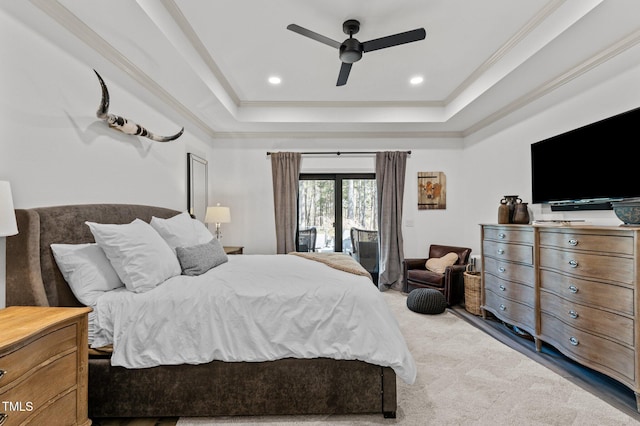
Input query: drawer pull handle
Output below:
<box><xmin>568</xmin><ymin>310</ymin><xmax>579</xmax><ymax>319</ymax></box>
<box><xmin>497</xmin><ymin>248</ymin><xmax>505</xmax><ymax>255</ymax></box>
<box><xmin>568</xmin><ymin>239</ymin><xmax>578</xmax><ymax>246</ymax></box>
<box><xmin>498</xmin><ymin>233</ymin><xmax>506</xmax><ymax>239</ymax></box>
<box><xmin>0</xmin><ymin>369</ymin><xmax>5</xmax><ymax>381</ymax></box>
<box><xmin>499</xmin><ymin>304</ymin><xmax>506</xmax><ymax>311</ymax></box>
<box><xmin>499</xmin><ymin>285</ymin><xmax>506</xmax><ymax>291</ymax></box>
<box><xmin>568</xmin><ymin>285</ymin><xmax>578</xmax><ymax>294</ymax></box>
<box><xmin>568</xmin><ymin>259</ymin><xmax>578</xmax><ymax>268</ymax></box>
<box><xmin>569</xmin><ymin>337</ymin><xmax>579</xmax><ymax>346</ymax></box>
<box><xmin>498</xmin><ymin>267</ymin><xmax>506</xmax><ymax>273</ymax></box>
<box><xmin>0</xmin><ymin>413</ymin><xmax>6</xmax><ymax>426</ymax></box>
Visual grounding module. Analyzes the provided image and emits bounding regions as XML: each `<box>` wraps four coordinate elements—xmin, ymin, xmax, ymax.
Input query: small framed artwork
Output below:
<box><xmin>418</xmin><ymin>171</ymin><xmax>446</xmax><ymax>210</ymax></box>
<box><xmin>187</xmin><ymin>153</ymin><xmax>208</xmax><ymax>222</ymax></box>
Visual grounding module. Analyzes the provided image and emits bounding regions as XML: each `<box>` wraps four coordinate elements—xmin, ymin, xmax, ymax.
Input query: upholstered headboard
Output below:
<box><xmin>6</xmin><ymin>204</ymin><xmax>180</xmax><ymax>307</ymax></box>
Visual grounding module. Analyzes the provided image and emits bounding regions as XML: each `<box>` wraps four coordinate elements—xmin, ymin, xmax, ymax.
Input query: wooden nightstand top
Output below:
<box><xmin>224</xmin><ymin>246</ymin><xmax>244</xmax><ymax>255</ymax></box>
<box><xmin>0</xmin><ymin>306</ymin><xmax>92</xmax><ymax>351</ymax></box>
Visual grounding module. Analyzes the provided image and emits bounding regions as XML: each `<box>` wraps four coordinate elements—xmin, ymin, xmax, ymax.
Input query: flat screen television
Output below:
<box><xmin>531</xmin><ymin>106</ymin><xmax>640</xmax><ymax>211</ymax></box>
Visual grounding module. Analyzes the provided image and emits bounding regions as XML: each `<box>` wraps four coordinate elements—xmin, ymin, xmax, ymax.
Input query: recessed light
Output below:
<box><xmin>268</xmin><ymin>76</ymin><xmax>282</xmax><ymax>85</ymax></box>
<box><xmin>410</xmin><ymin>76</ymin><xmax>424</xmax><ymax>85</ymax></box>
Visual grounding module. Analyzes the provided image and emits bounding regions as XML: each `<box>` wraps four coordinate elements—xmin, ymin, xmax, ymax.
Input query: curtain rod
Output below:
<box><xmin>266</xmin><ymin>150</ymin><xmax>411</xmax><ymax>156</ymax></box>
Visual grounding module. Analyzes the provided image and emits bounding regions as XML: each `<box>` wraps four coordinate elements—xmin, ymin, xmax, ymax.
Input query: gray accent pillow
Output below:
<box><xmin>176</xmin><ymin>239</ymin><xmax>228</xmax><ymax>276</ymax></box>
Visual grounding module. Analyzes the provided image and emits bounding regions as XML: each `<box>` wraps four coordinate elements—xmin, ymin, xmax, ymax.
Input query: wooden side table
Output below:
<box><xmin>0</xmin><ymin>306</ymin><xmax>92</xmax><ymax>425</ymax></box>
<box><xmin>224</xmin><ymin>246</ymin><xmax>244</xmax><ymax>255</ymax></box>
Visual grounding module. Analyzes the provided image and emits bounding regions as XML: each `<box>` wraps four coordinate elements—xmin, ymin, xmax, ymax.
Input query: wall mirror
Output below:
<box><xmin>187</xmin><ymin>153</ymin><xmax>208</xmax><ymax>222</ymax></box>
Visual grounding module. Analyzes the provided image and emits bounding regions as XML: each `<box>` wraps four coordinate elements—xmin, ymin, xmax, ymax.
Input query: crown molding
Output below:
<box><xmin>29</xmin><ymin>0</ymin><xmax>218</xmax><ymax>139</ymax></box>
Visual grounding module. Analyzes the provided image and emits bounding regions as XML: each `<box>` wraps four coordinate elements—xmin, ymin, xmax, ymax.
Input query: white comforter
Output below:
<box><xmin>92</xmin><ymin>254</ymin><xmax>417</xmax><ymax>384</ymax></box>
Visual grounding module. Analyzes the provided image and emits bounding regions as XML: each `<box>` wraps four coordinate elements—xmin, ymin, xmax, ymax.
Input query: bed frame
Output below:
<box><xmin>6</xmin><ymin>204</ymin><xmax>397</xmax><ymax>419</ymax></box>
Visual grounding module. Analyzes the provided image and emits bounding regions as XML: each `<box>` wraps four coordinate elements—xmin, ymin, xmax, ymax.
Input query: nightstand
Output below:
<box><xmin>224</xmin><ymin>246</ymin><xmax>244</xmax><ymax>255</ymax></box>
<box><xmin>0</xmin><ymin>306</ymin><xmax>92</xmax><ymax>426</ymax></box>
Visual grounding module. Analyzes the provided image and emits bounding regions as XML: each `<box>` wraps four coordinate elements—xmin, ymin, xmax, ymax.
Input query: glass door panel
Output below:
<box><xmin>298</xmin><ymin>179</ymin><xmax>335</xmax><ymax>252</ymax></box>
<box><xmin>299</xmin><ymin>174</ymin><xmax>376</xmax><ymax>253</ymax></box>
<box><xmin>341</xmin><ymin>178</ymin><xmax>377</xmax><ymax>254</ymax></box>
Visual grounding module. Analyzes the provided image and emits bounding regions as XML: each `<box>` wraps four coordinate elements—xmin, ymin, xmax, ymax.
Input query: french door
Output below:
<box><xmin>298</xmin><ymin>173</ymin><xmax>377</xmax><ymax>253</ymax></box>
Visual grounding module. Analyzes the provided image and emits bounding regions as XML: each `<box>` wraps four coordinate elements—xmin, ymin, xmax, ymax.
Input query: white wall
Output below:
<box><xmin>209</xmin><ymin>138</ymin><xmax>467</xmax><ymax>255</ymax></box>
<box><xmin>0</xmin><ymin>9</ymin><xmax>215</xmax><ymax>212</ymax></box>
<box><xmin>3</xmin><ymin>7</ymin><xmax>640</xmax><ymax>260</ymax></box>
<box><xmin>462</xmin><ymin>61</ymin><xmax>640</xmax><ymax>256</ymax></box>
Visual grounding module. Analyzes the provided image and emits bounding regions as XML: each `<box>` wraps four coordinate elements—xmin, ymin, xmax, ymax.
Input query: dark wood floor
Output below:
<box><xmin>450</xmin><ymin>305</ymin><xmax>640</xmax><ymax>422</ymax></box>
<box><xmin>90</xmin><ymin>417</ymin><xmax>178</xmax><ymax>426</ymax></box>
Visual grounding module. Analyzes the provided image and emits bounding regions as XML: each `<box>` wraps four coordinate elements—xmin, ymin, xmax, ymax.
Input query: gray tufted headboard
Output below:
<box><xmin>6</xmin><ymin>204</ymin><xmax>180</xmax><ymax>307</ymax></box>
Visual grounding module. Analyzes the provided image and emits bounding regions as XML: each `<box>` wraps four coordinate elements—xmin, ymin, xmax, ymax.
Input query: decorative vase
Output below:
<box><xmin>500</xmin><ymin>195</ymin><xmax>521</xmax><ymax>223</ymax></box>
<box><xmin>513</xmin><ymin>202</ymin><xmax>530</xmax><ymax>224</ymax></box>
<box><xmin>498</xmin><ymin>200</ymin><xmax>510</xmax><ymax>224</ymax></box>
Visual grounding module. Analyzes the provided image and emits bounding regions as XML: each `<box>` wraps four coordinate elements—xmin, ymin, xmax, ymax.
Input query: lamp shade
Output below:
<box><xmin>0</xmin><ymin>181</ymin><xmax>18</xmax><ymax>237</ymax></box>
<box><xmin>205</xmin><ymin>204</ymin><xmax>231</xmax><ymax>224</ymax></box>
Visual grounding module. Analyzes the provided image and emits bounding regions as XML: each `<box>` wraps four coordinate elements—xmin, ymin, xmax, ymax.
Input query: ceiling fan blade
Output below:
<box><xmin>337</xmin><ymin>62</ymin><xmax>352</xmax><ymax>86</ymax></box>
<box><xmin>362</xmin><ymin>28</ymin><xmax>426</xmax><ymax>53</ymax></box>
<box><xmin>287</xmin><ymin>24</ymin><xmax>341</xmax><ymax>49</ymax></box>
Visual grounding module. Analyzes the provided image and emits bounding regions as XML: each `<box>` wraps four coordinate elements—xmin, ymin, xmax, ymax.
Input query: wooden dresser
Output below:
<box><xmin>480</xmin><ymin>224</ymin><xmax>640</xmax><ymax>411</ymax></box>
<box><xmin>481</xmin><ymin>225</ymin><xmax>536</xmax><ymax>338</ymax></box>
<box><xmin>0</xmin><ymin>306</ymin><xmax>92</xmax><ymax>426</ymax></box>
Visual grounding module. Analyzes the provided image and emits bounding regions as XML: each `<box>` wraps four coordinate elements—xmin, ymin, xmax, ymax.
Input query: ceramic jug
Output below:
<box><xmin>500</xmin><ymin>195</ymin><xmax>521</xmax><ymax>223</ymax></box>
<box><xmin>498</xmin><ymin>199</ymin><xmax>510</xmax><ymax>224</ymax></box>
<box><xmin>513</xmin><ymin>202</ymin><xmax>530</xmax><ymax>224</ymax></box>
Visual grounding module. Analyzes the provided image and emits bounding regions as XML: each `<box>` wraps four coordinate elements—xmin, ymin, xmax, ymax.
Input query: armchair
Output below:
<box><xmin>350</xmin><ymin>228</ymin><xmax>379</xmax><ymax>284</ymax></box>
<box><xmin>402</xmin><ymin>244</ymin><xmax>472</xmax><ymax>306</ymax></box>
<box><xmin>298</xmin><ymin>227</ymin><xmax>317</xmax><ymax>252</ymax></box>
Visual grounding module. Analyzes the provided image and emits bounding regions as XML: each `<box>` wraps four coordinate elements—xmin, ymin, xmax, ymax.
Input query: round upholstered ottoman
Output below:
<box><xmin>407</xmin><ymin>288</ymin><xmax>447</xmax><ymax>314</ymax></box>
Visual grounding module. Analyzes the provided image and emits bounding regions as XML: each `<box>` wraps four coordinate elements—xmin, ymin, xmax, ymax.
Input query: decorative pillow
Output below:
<box><xmin>176</xmin><ymin>239</ymin><xmax>228</xmax><ymax>276</ymax></box>
<box><xmin>150</xmin><ymin>211</ymin><xmax>213</xmax><ymax>251</ymax></box>
<box><xmin>86</xmin><ymin>219</ymin><xmax>181</xmax><ymax>293</ymax></box>
<box><xmin>425</xmin><ymin>252</ymin><xmax>459</xmax><ymax>274</ymax></box>
<box><xmin>51</xmin><ymin>243</ymin><xmax>123</xmax><ymax>306</ymax></box>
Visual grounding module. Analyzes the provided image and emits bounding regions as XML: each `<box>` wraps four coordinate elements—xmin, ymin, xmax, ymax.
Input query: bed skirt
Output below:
<box><xmin>89</xmin><ymin>357</ymin><xmax>397</xmax><ymax>418</ymax></box>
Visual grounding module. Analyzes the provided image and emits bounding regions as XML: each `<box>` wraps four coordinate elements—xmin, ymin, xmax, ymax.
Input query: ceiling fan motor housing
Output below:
<box><xmin>340</xmin><ymin>38</ymin><xmax>363</xmax><ymax>63</ymax></box>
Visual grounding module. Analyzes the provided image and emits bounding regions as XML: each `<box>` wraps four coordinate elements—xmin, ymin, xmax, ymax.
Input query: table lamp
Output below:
<box><xmin>0</xmin><ymin>181</ymin><xmax>18</xmax><ymax>309</ymax></box>
<box><xmin>205</xmin><ymin>203</ymin><xmax>231</xmax><ymax>241</ymax></box>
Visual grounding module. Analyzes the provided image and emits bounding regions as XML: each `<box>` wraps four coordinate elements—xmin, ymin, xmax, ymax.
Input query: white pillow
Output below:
<box><xmin>86</xmin><ymin>219</ymin><xmax>181</xmax><ymax>293</ymax></box>
<box><xmin>51</xmin><ymin>243</ymin><xmax>123</xmax><ymax>306</ymax></box>
<box><xmin>150</xmin><ymin>211</ymin><xmax>213</xmax><ymax>251</ymax></box>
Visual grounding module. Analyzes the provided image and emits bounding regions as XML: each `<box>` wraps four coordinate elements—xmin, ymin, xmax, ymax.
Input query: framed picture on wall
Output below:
<box><xmin>187</xmin><ymin>153</ymin><xmax>208</xmax><ymax>222</ymax></box>
<box><xmin>418</xmin><ymin>171</ymin><xmax>446</xmax><ymax>210</ymax></box>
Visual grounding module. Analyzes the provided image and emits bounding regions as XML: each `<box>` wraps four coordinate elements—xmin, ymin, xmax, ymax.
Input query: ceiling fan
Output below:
<box><xmin>287</xmin><ymin>19</ymin><xmax>426</xmax><ymax>86</ymax></box>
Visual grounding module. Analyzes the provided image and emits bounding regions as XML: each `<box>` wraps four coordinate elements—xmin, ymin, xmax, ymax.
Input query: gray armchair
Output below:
<box><xmin>350</xmin><ymin>228</ymin><xmax>379</xmax><ymax>284</ymax></box>
<box><xmin>297</xmin><ymin>227</ymin><xmax>317</xmax><ymax>252</ymax></box>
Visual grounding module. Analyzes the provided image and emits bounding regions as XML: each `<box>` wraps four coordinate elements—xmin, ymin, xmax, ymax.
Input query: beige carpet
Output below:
<box><xmin>178</xmin><ymin>290</ymin><xmax>639</xmax><ymax>426</ymax></box>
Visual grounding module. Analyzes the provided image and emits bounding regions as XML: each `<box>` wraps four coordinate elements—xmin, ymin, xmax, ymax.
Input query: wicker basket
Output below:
<box><xmin>464</xmin><ymin>272</ymin><xmax>482</xmax><ymax>316</ymax></box>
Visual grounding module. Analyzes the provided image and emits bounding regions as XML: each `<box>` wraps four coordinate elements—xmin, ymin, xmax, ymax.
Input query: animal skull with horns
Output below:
<box><xmin>94</xmin><ymin>69</ymin><xmax>184</xmax><ymax>142</ymax></box>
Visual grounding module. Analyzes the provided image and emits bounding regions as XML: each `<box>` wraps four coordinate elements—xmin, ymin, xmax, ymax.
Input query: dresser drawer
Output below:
<box><xmin>484</xmin><ymin>274</ymin><xmax>534</xmax><ymax>307</ymax></box>
<box><xmin>484</xmin><ymin>257</ymin><xmax>534</xmax><ymax>285</ymax></box>
<box><xmin>539</xmin><ymin>247</ymin><xmax>633</xmax><ymax>284</ymax></box>
<box><xmin>539</xmin><ymin>230</ymin><xmax>634</xmax><ymax>255</ymax></box>
<box><xmin>540</xmin><ymin>312</ymin><xmax>634</xmax><ymax>383</ymax></box>
<box><xmin>539</xmin><ymin>269</ymin><xmax>634</xmax><ymax>315</ymax></box>
<box><xmin>483</xmin><ymin>240</ymin><xmax>533</xmax><ymax>264</ymax></box>
<box><xmin>484</xmin><ymin>290</ymin><xmax>535</xmax><ymax>331</ymax></box>
<box><xmin>540</xmin><ymin>291</ymin><xmax>633</xmax><ymax>346</ymax></box>
<box><xmin>483</xmin><ymin>226</ymin><xmax>534</xmax><ymax>244</ymax></box>
<box><xmin>22</xmin><ymin>389</ymin><xmax>77</xmax><ymax>426</ymax></box>
<box><xmin>0</xmin><ymin>352</ymin><xmax>77</xmax><ymax>425</ymax></box>
<box><xmin>0</xmin><ymin>324</ymin><xmax>76</xmax><ymax>391</ymax></box>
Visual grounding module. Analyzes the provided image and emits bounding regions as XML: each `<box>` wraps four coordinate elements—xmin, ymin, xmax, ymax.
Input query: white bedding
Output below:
<box><xmin>91</xmin><ymin>254</ymin><xmax>417</xmax><ymax>384</ymax></box>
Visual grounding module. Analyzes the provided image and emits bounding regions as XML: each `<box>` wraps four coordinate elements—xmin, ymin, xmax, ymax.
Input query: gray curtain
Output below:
<box><xmin>376</xmin><ymin>151</ymin><xmax>408</xmax><ymax>290</ymax></box>
<box><xmin>271</xmin><ymin>152</ymin><xmax>301</xmax><ymax>254</ymax></box>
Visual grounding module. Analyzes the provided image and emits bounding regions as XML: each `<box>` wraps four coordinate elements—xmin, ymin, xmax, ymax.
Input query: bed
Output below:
<box><xmin>6</xmin><ymin>203</ymin><xmax>416</xmax><ymax>419</ymax></box>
